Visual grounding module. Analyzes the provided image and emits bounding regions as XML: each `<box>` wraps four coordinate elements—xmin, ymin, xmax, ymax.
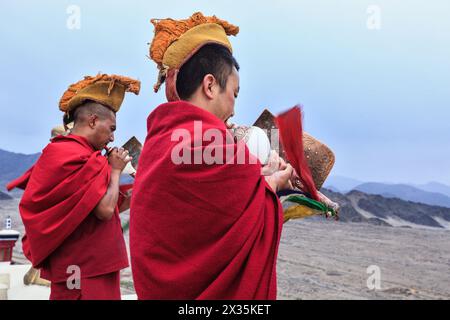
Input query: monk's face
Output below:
<box><xmin>91</xmin><ymin>113</ymin><xmax>116</xmax><ymax>151</ymax></box>
<box><xmin>214</xmin><ymin>67</ymin><xmax>240</xmax><ymax>122</ymax></box>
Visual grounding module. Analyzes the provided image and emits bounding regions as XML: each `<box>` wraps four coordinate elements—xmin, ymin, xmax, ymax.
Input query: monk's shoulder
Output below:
<box><xmin>50</xmin><ymin>137</ymin><xmax>90</xmax><ymax>152</ymax></box>
<box><xmin>39</xmin><ymin>137</ymin><xmax>93</xmax><ymax>166</ymax></box>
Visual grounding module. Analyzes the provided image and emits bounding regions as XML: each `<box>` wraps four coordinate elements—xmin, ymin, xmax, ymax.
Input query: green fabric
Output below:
<box><xmin>284</xmin><ymin>194</ymin><xmax>337</xmax><ymax>218</ymax></box>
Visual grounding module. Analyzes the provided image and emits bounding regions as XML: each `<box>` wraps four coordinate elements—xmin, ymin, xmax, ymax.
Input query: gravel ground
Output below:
<box><xmin>2</xmin><ymin>198</ymin><xmax>449</xmax><ymax>299</ymax></box>
<box><xmin>277</xmin><ymin>218</ymin><xmax>450</xmax><ymax>299</ymax></box>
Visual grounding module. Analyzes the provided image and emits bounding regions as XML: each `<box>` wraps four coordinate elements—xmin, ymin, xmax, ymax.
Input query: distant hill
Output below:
<box><xmin>415</xmin><ymin>181</ymin><xmax>450</xmax><ymax>198</ymax></box>
<box><xmin>321</xmin><ymin>188</ymin><xmax>450</xmax><ymax>230</ymax></box>
<box><xmin>353</xmin><ymin>182</ymin><xmax>450</xmax><ymax>208</ymax></box>
<box><xmin>323</xmin><ymin>176</ymin><xmax>450</xmax><ymax>200</ymax></box>
<box><xmin>323</xmin><ymin>175</ymin><xmax>364</xmax><ymax>192</ymax></box>
<box><xmin>0</xmin><ymin>190</ymin><xmax>13</xmax><ymax>200</ymax></box>
<box><xmin>322</xmin><ymin>185</ymin><xmax>340</xmax><ymax>193</ymax></box>
<box><xmin>0</xmin><ymin>149</ymin><xmax>40</xmax><ymax>195</ymax></box>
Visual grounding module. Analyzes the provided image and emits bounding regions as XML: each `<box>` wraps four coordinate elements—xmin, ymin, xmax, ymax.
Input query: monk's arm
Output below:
<box><xmin>93</xmin><ymin>147</ymin><xmax>131</xmax><ymax>221</ymax></box>
<box><xmin>93</xmin><ymin>169</ymin><xmax>121</xmax><ymax>221</ymax></box>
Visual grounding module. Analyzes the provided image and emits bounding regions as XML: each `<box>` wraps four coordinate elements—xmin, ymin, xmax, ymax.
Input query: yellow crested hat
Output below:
<box><xmin>59</xmin><ymin>74</ymin><xmax>141</xmax><ymax>116</ymax></box>
<box><xmin>149</xmin><ymin>12</ymin><xmax>239</xmax><ymax>101</ymax></box>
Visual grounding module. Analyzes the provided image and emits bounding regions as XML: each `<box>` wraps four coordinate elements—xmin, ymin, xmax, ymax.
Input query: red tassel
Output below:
<box><xmin>275</xmin><ymin>106</ymin><xmax>319</xmax><ymax>201</ymax></box>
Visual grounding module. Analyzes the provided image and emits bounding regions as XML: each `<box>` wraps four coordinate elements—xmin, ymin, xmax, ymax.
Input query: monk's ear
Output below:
<box><xmin>88</xmin><ymin>114</ymin><xmax>98</xmax><ymax>129</ymax></box>
<box><xmin>202</xmin><ymin>74</ymin><xmax>217</xmax><ymax>100</ymax></box>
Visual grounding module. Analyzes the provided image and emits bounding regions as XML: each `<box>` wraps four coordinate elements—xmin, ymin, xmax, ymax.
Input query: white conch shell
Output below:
<box><xmin>231</xmin><ymin>125</ymin><xmax>272</xmax><ymax>165</ymax></box>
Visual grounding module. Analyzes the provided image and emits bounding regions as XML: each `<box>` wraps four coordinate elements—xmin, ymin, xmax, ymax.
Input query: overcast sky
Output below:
<box><xmin>0</xmin><ymin>0</ymin><xmax>449</xmax><ymax>185</ymax></box>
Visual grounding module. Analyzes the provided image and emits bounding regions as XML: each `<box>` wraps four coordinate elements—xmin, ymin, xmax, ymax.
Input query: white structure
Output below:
<box><xmin>0</xmin><ymin>216</ymin><xmax>20</xmax><ymax>264</ymax></box>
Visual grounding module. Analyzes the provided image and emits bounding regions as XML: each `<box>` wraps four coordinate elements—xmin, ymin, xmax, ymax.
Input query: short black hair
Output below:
<box><xmin>71</xmin><ymin>100</ymin><xmax>115</xmax><ymax>124</ymax></box>
<box><xmin>176</xmin><ymin>43</ymin><xmax>240</xmax><ymax>100</ymax></box>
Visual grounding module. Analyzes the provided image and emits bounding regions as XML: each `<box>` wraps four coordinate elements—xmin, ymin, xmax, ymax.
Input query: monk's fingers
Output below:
<box><xmin>280</xmin><ymin>164</ymin><xmax>293</xmax><ymax>180</ymax></box>
<box><xmin>261</xmin><ymin>157</ymin><xmax>278</xmax><ymax>176</ymax></box>
<box><xmin>116</xmin><ymin>148</ymin><xmax>129</xmax><ymax>158</ymax></box>
<box><xmin>106</xmin><ymin>147</ymin><xmax>117</xmax><ymax>159</ymax></box>
<box><xmin>261</xmin><ymin>165</ymin><xmax>274</xmax><ymax>176</ymax></box>
<box><xmin>266</xmin><ymin>150</ymin><xmax>279</xmax><ymax>170</ymax></box>
<box><xmin>272</xmin><ymin>151</ymin><xmax>282</xmax><ymax>170</ymax></box>
<box><xmin>275</xmin><ymin>164</ymin><xmax>294</xmax><ymax>191</ymax></box>
<box><xmin>120</xmin><ymin>153</ymin><xmax>130</xmax><ymax>161</ymax></box>
<box><xmin>123</xmin><ymin>155</ymin><xmax>133</xmax><ymax>163</ymax></box>
<box><xmin>279</xmin><ymin>157</ymin><xmax>288</xmax><ymax>170</ymax></box>
<box><xmin>286</xmin><ymin>163</ymin><xmax>293</xmax><ymax>175</ymax></box>
<box><xmin>225</xmin><ymin>121</ymin><xmax>236</xmax><ymax>129</ymax></box>
<box><xmin>112</xmin><ymin>147</ymin><xmax>121</xmax><ymax>155</ymax></box>
<box><xmin>286</xmin><ymin>179</ymin><xmax>294</xmax><ymax>189</ymax></box>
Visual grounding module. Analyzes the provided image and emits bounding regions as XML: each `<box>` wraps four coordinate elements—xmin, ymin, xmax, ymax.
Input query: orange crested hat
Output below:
<box><xmin>59</xmin><ymin>74</ymin><xmax>141</xmax><ymax>115</ymax></box>
<box><xmin>148</xmin><ymin>12</ymin><xmax>239</xmax><ymax>101</ymax></box>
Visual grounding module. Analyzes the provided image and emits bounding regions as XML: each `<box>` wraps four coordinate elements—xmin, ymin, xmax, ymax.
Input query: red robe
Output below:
<box><xmin>130</xmin><ymin>101</ymin><xmax>283</xmax><ymax>300</ymax></box>
<box><xmin>7</xmin><ymin>134</ymin><xmax>128</xmax><ymax>298</ymax></box>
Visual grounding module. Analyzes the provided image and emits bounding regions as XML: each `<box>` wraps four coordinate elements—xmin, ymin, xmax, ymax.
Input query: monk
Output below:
<box><xmin>130</xmin><ymin>13</ymin><xmax>292</xmax><ymax>299</ymax></box>
<box><xmin>22</xmin><ymin>123</ymin><xmax>72</xmax><ymax>288</ymax></box>
<box><xmin>7</xmin><ymin>74</ymin><xmax>140</xmax><ymax>300</ymax></box>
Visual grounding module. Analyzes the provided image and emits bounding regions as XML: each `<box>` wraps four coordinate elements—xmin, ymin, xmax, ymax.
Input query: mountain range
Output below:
<box><xmin>324</xmin><ymin>175</ymin><xmax>450</xmax><ymax>209</ymax></box>
<box><xmin>0</xmin><ymin>190</ymin><xmax>13</xmax><ymax>200</ymax></box>
<box><xmin>1</xmin><ymin>148</ymin><xmax>450</xmax><ymax>229</ymax></box>
<box><xmin>414</xmin><ymin>181</ymin><xmax>450</xmax><ymax>198</ymax></box>
<box><xmin>321</xmin><ymin>188</ymin><xmax>450</xmax><ymax>230</ymax></box>
<box><xmin>0</xmin><ymin>149</ymin><xmax>40</xmax><ymax>195</ymax></box>
<box><xmin>352</xmin><ymin>183</ymin><xmax>450</xmax><ymax>208</ymax></box>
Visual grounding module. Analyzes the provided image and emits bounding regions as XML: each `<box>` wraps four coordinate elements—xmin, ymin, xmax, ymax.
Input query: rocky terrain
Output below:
<box><xmin>277</xmin><ymin>218</ymin><xmax>450</xmax><ymax>299</ymax></box>
<box><xmin>322</xmin><ymin>189</ymin><xmax>450</xmax><ymax>230</ymax></box>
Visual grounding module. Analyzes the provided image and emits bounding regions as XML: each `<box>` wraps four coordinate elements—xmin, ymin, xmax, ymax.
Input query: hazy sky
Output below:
<box><xmin>0</xmin><ymin>0</ymin><xmax>449</xmax><ymax>185</ymax></box>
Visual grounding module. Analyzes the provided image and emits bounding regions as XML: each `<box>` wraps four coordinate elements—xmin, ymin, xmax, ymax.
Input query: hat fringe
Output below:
<box><xmin>59</xmin><ymin>74</ymin><xmax>141</xmax><ymax>112</ymax></box>
<box><xmin>149</xmin><ymin>12</ymin><xmax>239</xmax><ymax>67</ymax></box>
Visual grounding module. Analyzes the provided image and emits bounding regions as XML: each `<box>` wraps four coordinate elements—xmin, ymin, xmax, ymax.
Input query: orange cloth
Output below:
<box><xmin>148</xmin><ymin>12</ymin><xmax>239</xmax><ymax>99</ymax></box>
<box><xmin>149</xmin><ymin>12</ymin><xmax>239</xmax><ymax>67</ymax></box>
<box><xmin>59</xmin><ymin>74</ymin><xmax>140</xmax><ymax>114</ymax></box>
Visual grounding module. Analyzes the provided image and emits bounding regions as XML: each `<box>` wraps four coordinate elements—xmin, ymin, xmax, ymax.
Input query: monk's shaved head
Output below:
<box><xmin>70</xmin><ymin>100</ymin><xmax>117</xmax><ymax>151</ymax></box>
<box><xmin>73</xmin><ymin>101</ymin><xmax>116</xmax><ymax>125</ymax></box>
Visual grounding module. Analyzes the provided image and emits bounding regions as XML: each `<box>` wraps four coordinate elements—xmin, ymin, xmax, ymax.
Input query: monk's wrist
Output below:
<box><xmin>264</xmin><ymin>176</ymin><xmax>278</xmax><ymax>193</ymax></box>
<box><xmin>111</xmin><ymin>168</ymin><xmax>122</xmax><ymax>176</ymax></box>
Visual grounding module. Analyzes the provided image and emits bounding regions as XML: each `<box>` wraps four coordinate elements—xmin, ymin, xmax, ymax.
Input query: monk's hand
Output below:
<box><xmin>225</xmin><ymin>121</ymin><xmax>236</xmax><ymax>129</ymax></box>
<box><xmin>261</xmin><ymin>150</ymin><xmax>284</xmax><ymax>176</ymax></box>
<box><xmin>108</xmin><ymin>147</ymin><xmax>132</xmax><ymax>173</ymax></box>
<box><xmin>264</xmin><ymin>164</ymin><xmax>294</xmax><ymax>192</ymax></box>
